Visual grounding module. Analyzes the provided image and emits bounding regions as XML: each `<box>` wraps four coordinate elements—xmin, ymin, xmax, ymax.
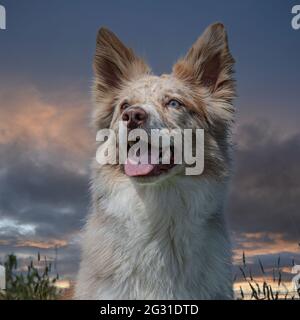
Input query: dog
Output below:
<box><xmin>75</xmin><ymin>22</ymin><xmax>236</xmax><ymax>300</ymax></box>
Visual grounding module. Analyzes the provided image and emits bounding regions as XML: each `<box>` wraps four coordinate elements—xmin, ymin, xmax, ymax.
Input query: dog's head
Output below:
<box><xmin>92</xmin><ymin>23</ymin><xmax>235</xmax><ymax>184</ymax></box>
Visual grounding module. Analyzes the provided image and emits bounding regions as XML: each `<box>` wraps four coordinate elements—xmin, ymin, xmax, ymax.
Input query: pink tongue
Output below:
<box><xmin>125</xmin><ymin>161</ymin><xmax>155</xmax><ymax>177</ymax></box>
<box><xmin>124</xmin><ymin>151</ymin><xmax>157</xmax><ymax>177</ymax></box>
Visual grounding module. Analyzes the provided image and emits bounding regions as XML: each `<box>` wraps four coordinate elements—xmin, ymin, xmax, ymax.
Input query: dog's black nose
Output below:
<box><xmin>122</xmin><ymin>107</ymin><xmax>148</xmax><ymax>129</ymax></box>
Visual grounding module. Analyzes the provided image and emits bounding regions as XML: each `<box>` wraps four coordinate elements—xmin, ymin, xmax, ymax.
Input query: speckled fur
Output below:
<box><xmin>75</xmin><ymin>23</ymin><xmax>236</xmax><ymax>300</ymax></box>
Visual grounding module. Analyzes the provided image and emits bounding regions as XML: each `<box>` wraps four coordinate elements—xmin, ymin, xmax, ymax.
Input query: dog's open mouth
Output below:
<box><xmin>124</xmin><ymin>141</ymin><xmax>176</xmax><ymax>177</ymax></box>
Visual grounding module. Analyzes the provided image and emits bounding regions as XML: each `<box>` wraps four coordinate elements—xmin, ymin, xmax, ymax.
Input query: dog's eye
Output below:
<box><xmin>120</xmin><ymin>102</ymin><xmax>130</xmax><ymax>111</ymax></box>
<box><xmin>166</xmin><ymin>99</ymin><xmax>181</xmax><ymax>108</ymax></box>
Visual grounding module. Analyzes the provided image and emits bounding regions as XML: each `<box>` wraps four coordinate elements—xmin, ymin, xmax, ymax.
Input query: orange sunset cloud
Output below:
<box><xmin>0</xmin><ymin>85</ymin><xmax>93</xmax><ymax>169</ymax></box>
<box><xmin>233</xmin><ymin>232</ymin><xmax>300</xmax><ymax>264</ymax></box>
<box><xmin>15</xmin><ymin>239</ymin><xmax>68</xmax><ymax>249</ymax></box>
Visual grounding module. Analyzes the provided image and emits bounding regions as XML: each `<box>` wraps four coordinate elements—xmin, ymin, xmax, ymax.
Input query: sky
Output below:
<box><xmin>0</xmin><ymin>0</ymin><xmax>300</xmax><ymax>292</ymax></box>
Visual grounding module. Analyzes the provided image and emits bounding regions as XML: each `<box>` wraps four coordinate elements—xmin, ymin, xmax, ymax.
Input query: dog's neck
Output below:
<box><xmin>93</xmin><ymin>171</ymin><xmax>228</xmax><ymax>234</ymax></box>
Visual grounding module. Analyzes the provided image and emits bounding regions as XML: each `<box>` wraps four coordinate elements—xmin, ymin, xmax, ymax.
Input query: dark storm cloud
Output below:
<box><xmin>227</xmin><ymin>120</ymin><xmax>300</xmax><ymax>242</ymax></box>
<box><xmin>0</xmin><ymin>141</ymin><xmax>90</xmax><ymax>239</ymax></box>
<box><xmin>0</xmin><ymin>143</ymin><xmax>89</xmax><ymax>210</ymax></box>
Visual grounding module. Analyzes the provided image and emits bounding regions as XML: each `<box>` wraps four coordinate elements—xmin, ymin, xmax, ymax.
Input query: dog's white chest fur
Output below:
<box><xmin>75</xmin><ymin>176</ymin><xmax>233</xmax><ymax>300</ymax></box>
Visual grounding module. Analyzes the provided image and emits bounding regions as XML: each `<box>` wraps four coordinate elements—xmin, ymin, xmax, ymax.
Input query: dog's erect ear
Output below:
<box><xmin>92</xmin><ymin>28</ymin><xmax>150</xmax><ymax>129</ymax></box>
<box><xmin>173</xmin><ymin>23</ymin><xmax>235</xmax><ymax>102</ymax></box>
<box><xmin>94</xmin><ymin>28</ymin><xmax>150</xmax><ymax>99</ymax></box>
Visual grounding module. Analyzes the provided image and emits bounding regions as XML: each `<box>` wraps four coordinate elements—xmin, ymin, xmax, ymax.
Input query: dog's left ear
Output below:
<box><xmin>173</xmin><ymin>23</ymin><xmax>235</xmax><ymax>103</ymax></box>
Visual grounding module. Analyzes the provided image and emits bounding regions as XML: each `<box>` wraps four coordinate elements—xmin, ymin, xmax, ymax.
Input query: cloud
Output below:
<box><xmin>227</xmin><ymin>119</ymin><xmax>300</xmax><ymax>242</ymax></box>
<box><xmin>0</xmin><ymin>151</ymin><xmax>89</xmax><ymax>238</ymax></box>
<box><xmin>0</xmin><ymin>84</ymin><xmax>92</xmax><ymax>169</ymax></box>
<box><xmin>0</xmin><ymin>218</ymin><xmax>36</xmax><ymax>236</ymax></box>
<box><xmin>15</xmin><ymin>239</ymin><xmax>68</xmax><ymax>249</ymax></box>
<box><xmin>233</xmin><ymin>232</ymin><xmax>300</xmax><ymax>263</ymax></box>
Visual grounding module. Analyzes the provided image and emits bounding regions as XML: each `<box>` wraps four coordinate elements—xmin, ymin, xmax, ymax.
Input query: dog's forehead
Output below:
<box><xmin>123</xmin><ymin>75</ymin><xmax>184</xmax><ymax>101</ymax></box>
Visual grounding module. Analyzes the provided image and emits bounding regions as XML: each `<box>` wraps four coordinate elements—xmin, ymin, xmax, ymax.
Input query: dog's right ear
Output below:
<box><xmin>93</xmin><ymin>28</ymin><xmax>150</xmax><ymax>129</ymax></box>
<box><xmin>94</xmin><ymin>28</ymin><xmax>150</xmax><ymax>99</ymax></box>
